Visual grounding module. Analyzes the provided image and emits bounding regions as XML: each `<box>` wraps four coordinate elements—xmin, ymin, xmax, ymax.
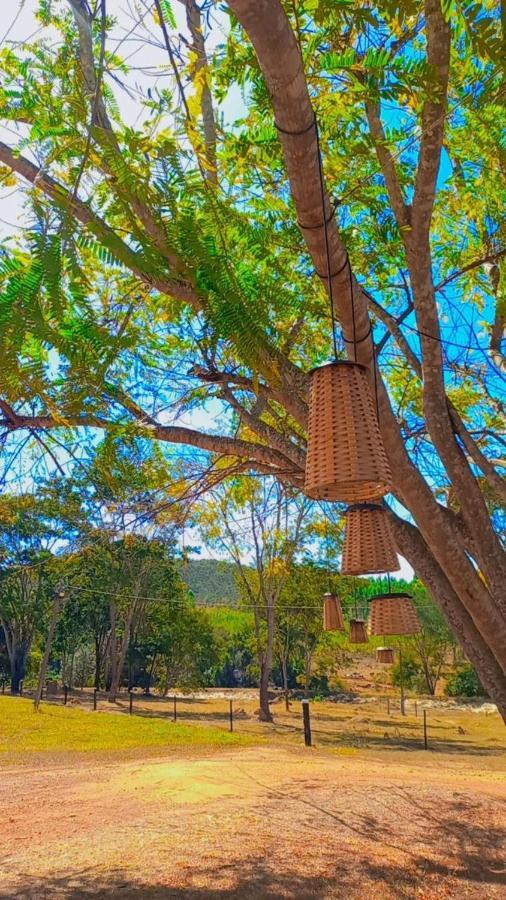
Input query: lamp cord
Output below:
<box><xmin>315</xmin><ymin>121</ymin><xmax>339</xmax><ymax>361</ymax></box>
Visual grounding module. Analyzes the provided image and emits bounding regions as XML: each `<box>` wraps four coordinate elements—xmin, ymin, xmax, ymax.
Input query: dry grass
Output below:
<box><xmin>0</xmin><ymin>695</ymin><xmax>252</xmax><ymax>760</ymax></box>
<box><xmin>85</xmin><ymin>690</ymin><xmax>506</xmax><ymax>771</ymax></box>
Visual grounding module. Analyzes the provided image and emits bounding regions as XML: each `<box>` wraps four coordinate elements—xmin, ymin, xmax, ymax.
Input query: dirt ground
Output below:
<box><xmin>1</xmin><ymin>741</ymin><xmax>505</xmax><ymax>900</ymax></box>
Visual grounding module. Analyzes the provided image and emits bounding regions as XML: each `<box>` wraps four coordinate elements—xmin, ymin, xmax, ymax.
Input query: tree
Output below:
<box><xmin>409</xmin><ymin>582</ymin><xmax>456</xmax><ymax>695</ymax></box>
<box><xmin>199</xmin><ymin>478</ymin><xmax>310</xmax><ymax>720</ymax></box>
<box><xmin>34</xmin><ymin>581</ymin><xmax>67</xmax><ymax>710</ymax></box>
<box><xmin>278</xmin><ymin>565</ymin><xmax>329</xmax><ymax>697</ymax></box>
<box><xmin>0</xmin><ymin>2</ymin><xmax>504</xmax><ymax>713</ymax></box>
<box><xmin>0</xmin><ymin>495</ymin><xmax>65</xmax><ymax>693</ymax></box>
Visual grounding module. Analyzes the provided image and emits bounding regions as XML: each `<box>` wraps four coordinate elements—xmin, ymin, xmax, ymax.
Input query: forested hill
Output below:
<box><xmin>179</xmin><ymin>559</ymin><xmax>240</xmax><ymax>605</ymax></box>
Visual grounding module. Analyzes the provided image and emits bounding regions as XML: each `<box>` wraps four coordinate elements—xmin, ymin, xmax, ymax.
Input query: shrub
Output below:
<box><xmin>445</xmin><ymin>665</ymin><xmax>486</xmax><ymax>698</ymax></box>
<box><xmin>391</xmin><ymin>655</ymin><xmax>421</xmax><ymax>690</ymax></box>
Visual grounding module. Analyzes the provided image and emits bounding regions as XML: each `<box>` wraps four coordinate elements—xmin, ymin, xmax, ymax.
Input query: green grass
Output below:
<box><xmin>0</xmin><ymin>696</ymin><xmax>251</xmax><ymax>756</ymax></box>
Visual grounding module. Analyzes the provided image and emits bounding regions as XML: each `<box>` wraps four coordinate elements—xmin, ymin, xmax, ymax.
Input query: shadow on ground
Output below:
<box><xmin>5</xmin><ymin>788</ymin><xmax>505</xmax><ymax>900</ymax></box>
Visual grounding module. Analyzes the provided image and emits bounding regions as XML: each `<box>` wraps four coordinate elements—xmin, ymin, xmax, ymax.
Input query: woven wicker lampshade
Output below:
<box><xmin>323</xmin><ymin>593</ymin><xmax>345</xmax><ymax>632</ymax></box>
<box><xmin>304</xmin><ymin>361</ymin><xmax>392</xmax><ymax>503</ymax></box>
<box><xmin>369</xmin><ymin>592</ymin><xmax>420</xmax><ymax>636</ymax></box>
<box><xmin>349</xmin><ymin>619</ymin><xmax>368</xmax><ymax>644</ymax></box>
<box><xmin>341</xmin><ymin>503</ymin><xmax>398</xmax><ymax>575</ymax></box>
<box><xmin>376</xmin><ymin>647</ymin><xmax>394</xmax><ymax>664</ymax></box>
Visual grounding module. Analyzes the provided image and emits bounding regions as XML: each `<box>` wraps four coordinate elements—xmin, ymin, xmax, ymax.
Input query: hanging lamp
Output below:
<box><xmin>303</xmin><ymin>121</ymin><xmax>391</xmax><ymax>505</ymax></box>
<box><xmin>323</xmin><ymin>592</ymin><xmax>345</xmax><ymax>632</ymax></box>
<box><xmin>304</xmin><ymin>361</ymin><xmax>392</xmax><ymax>503</ymax></box>
<box><xmin>376</xmin><ymin>646</ymin><xmax>394</xmax><ymax>664</ymax></box>
<box><xmin>369</xmin><ymin>592</ymin><xmax>420</xmax><ymax>636</ymax></box>
<box><xmin>342</xmin><ymin>503</ymin><xmax>398</xmax><ymax>575</ymax></box>
<box><xmin>349</xmin><ymin>618</ymin><xmax>368</xmax><ymax>644</ymax></box>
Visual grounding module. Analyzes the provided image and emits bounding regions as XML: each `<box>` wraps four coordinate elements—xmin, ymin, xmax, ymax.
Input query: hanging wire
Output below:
<box><xmin>315</xmin><ymin>120</ymin><xmax>340</xmax><ymax>361</ymax></box>
<box><xmin>324</xmin><ymin>511</ymin><xmax>333</xmax><ymax>593</ymax></box>
<box><xmin>371</xmin><ymin>337</ymin><xmax>381</xmax><ymax>422</ymax></box>
<box><xmin>347</xmin><ymin>257</ymin><xmax>358</xmax><ymax>361</ymax></box>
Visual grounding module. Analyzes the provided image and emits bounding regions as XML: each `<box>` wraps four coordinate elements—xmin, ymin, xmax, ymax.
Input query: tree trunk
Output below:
<box><xmin>108</xmin><ymin>600</ymin><xmax>118</xmax><ymax>701</ymax></box>
<box><xmin>258</xmin><ymin>603</ymin><xmax>275</xmax><ymax>722</ymax></box>
<box><xmin>34</xmin><ymin>589</ymin><xmax>64</xmax><ymax>711</ymax></box>
<box><xmin>109</xmin><ymin>615</ymin><xmax>133</xmax><ymax>702</ymax></box>
<box><xmin>10</xmin><ymin>641</ymin><xmax>29</xmax><ymax>695</ymax></box>
<box><xmin>258</xmin><ymin>659</ymin><xmax>272</xmax><ymax>722</ymax></box>
<box><xmin>69</xmin><ymin>651</ymin><xmax>75</xmax><ymax>690</ymax></box>
<box><xmin>94</xmin><ymin>635</ymin><xmax>101</xmax><ymax>690</ymax></box>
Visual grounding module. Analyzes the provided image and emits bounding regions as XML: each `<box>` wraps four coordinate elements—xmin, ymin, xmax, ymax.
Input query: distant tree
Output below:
<box><xmin>199</xmin><ymin>478</ymin><xmax>310</xmax><ymax>720</ymax></box>
<box><xmin>0</xmin><ymin>495</ymin><xmax>65</xmax><ymax>693</ymax></box>
<box><xmin>408</xmin><ymin>582</ymin><xmax>456</xmax><ymax>695</ymax></box>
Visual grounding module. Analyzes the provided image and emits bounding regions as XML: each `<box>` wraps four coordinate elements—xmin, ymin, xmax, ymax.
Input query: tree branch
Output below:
<box><xmin>365</xmin><ymin>99</ymin><xmax>411</xmax><ymax>231</ymax></box>
<box><xmin>220</xmin><ymin>385</ymin><xmax>306</xmax><ymax>470</ymax></box>
<box><xmin>412</xmin><ymin>0</ymin><xmax>451</xmax><ymax>235</ymax></box>
<box><xmin>0</xmin><ymin>406</ymin><xmax>302</xmax><ymax>482</ymax></box>
<box><xmin>0</xmin><ymin>141</ymin><xmax>200</xmax><ymax>310</ymax></box>
<box><xmin>176</xmin><ymin>0</ymin><xmax>218</xmax><ymax>183</ymax></box>
<box><xmin>434</xmin><ymin>248</ymin><xmax>506</xmax><ymax>292</ymax></box>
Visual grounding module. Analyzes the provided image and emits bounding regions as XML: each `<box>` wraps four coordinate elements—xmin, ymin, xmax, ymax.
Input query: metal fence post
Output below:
<box><xmin>302</xmin><ymin>699</ymin><xmax>312</xmax><ymax>747</ymax></box>
<box><xmin>229</xmin><ymin>699</ymin><xmax>233</xmax><ymax>732</ymax></box>
<box><xmin>423</xmin><ymin>709</ymin><xmax>428</xmax><ymax>750</ymax></box>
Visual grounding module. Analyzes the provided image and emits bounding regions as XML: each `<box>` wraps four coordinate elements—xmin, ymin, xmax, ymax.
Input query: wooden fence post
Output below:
<box><xmin>302</xmin><ymin>699</ymin><xmax>312</xmax><ymax>747</ymax></box>
<box><xmin>399</xmin><ymin>648</ymin><xmax>406</xmax><ymax>716</ymax></box>
<box><xmin>129</xmin><ymin>690</ymin><xmax>133</xmax><ymax>715</ymax></box>
<box><xmin>93</xmin><ymin>688</ymin><xmax>97</xmax><ymax>711</ymax></box>
<box><xmin>63</xmin><ymin>684</ymin><xmax>68</xmax><ymax>706</ymax></box>
<box><xmin>423</xmin><ymin>709</ymin><xmax>428</xmax><ymax>750</ymax></box>
<box><xmin>173</xmin><ymin>695</ymin><xmax>177</xmax><ymax>722</ymax></box>
<box><xmin>229</xmin><ymin>699</ymin><xmax>233</xmax><ymax>732</ymax></box>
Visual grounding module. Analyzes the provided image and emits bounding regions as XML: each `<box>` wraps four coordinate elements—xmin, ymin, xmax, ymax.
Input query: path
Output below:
<box><xmin>1</xmin><ymin>746</ymin><xmax>505</xmax><ymax>899</ymax></box>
